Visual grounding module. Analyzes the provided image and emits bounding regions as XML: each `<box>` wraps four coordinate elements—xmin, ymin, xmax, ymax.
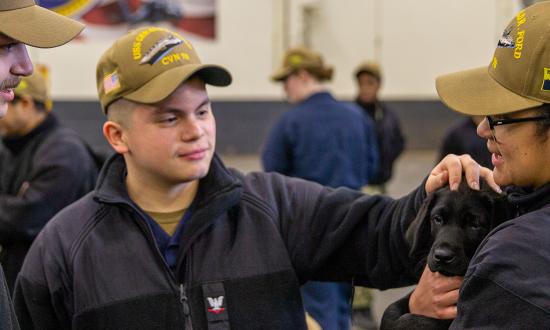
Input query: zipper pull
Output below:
<box><xmin>180</xmin><ymin>284</ymin><xmax>190</xmax><ymax>316</ymax></box>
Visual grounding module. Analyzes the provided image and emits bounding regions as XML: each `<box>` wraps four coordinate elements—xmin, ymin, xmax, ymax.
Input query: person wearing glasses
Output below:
<box><xmin>386</xmin><ymin>2</ymin><xmax>550</xmax><ymax>328</ymax></box>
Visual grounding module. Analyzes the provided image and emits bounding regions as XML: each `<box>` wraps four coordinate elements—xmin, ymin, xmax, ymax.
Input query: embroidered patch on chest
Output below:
<box><xmin>202</xmin><ymin>282</ymin><xmax>229</xmax><ymax>325</ymax></box>
<box><xmin>207</xmin><ymin>296</ymin><xmax>225</xmax><ymax>314</ymax></box>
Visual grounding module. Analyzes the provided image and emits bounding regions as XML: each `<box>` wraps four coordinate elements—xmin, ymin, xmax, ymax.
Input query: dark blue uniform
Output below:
<box><xmin>262</xmin><ymin>91</ymin><xmax>379</xmax><ymax>330</ymax></box>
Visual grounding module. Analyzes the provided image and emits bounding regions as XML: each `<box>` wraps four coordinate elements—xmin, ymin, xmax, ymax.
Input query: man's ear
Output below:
<box><xmin>103</xmin><ymin>120</ymin><xmax>128</xmax><ymax>154</ymax></box>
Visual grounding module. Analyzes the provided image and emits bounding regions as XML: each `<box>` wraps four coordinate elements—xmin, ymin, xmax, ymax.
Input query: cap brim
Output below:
<box><xmin>0</xmin><ymin>5</ymin><xmax>84</xmax><ymax>48</ymax></box>
<box><xmin>271</xmin><ymin>67</ymin><xmax>293</xmax><ymax>82</ymax></box>
<box><xmin>436</xmin><ymin>66</ymin><xmax>542</xmax><ymax>116</ymax></box>
<box><xmin>125</xmin><ymin>64</ymin><xmax>232</xmax><ymax>104</ymax></box>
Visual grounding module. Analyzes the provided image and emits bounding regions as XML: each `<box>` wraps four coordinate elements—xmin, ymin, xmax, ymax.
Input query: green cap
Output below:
<box><xmin>436</xmin><ymin>2</ymin><xmax>550</xmax><ymax>115</ymax></box>
<box><xmin>96</xmin><ymin>26</ymin><xmax>232</xmax><ymax>113</ymax></box>
<box><xmin>0</xmin><ymin>0</ymin><xmax>84</xmax><ymax>48</ymax></box>
<box><xmin>271</xmin><ymin>46</ymin><xmax>333</xmax><ymax>82</ymax></box>
<box><xmin>14</xmin><ymin>64</ymin><xmax>52</xmax><ymax>110</ymax></box>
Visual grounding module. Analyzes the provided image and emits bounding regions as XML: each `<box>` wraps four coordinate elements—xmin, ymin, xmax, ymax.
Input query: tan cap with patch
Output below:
<box><xmin>436</xmin><ymin>2</ymin><xmax>550</xmax><ymax>115</ymax></box>
<box><xmin>0</xmin><ymin>0</ymin><xmax>84</xmax><ymax>48</ymax></box>
<box><xmin>14</xmin><ymin>65</ymin><xmax>52</xmax><ymax>110</ymax></box>
<box><xmin>96</xmin><ymin>26</ymin><xmax>232</xmax><ymax>113</ymax></box>
<box><xmin>271</xmin><ymin>46</ymin><xmax>333</xmax><ymax>82</ymax></box>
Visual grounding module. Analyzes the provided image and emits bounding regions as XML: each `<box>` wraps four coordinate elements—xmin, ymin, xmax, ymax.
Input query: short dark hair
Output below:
<box><xmin>12</xmin><ymin>95</ymin><xmax>47</xmax><ymax>112</ymax></box>
<box><xmin>534</xmin><ymin>103</ymin><xmax>550</xmax><ymax>141</ymax></box>
<box><xmin>355</xmin><ymin>70</ymin><xmax>381</xmax><ymax>83</ymax></box>
<box><xmin>106</xmin><ymin>98</ymin><xmax>137</xmax><ymax>128</ymax></box>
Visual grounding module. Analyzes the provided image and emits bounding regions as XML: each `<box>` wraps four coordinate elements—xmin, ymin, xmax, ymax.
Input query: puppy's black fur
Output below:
<box><xmin>380</xmin><ymin>180</ymin><xmax>514</xmax><ymax>330</ymax></box>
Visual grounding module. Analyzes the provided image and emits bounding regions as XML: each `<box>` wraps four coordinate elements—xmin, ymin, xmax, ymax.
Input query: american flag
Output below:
<box><xmin>103</xmin><ymin>71</ymin><xmax>120</xmax><ymax>94</ymax></box>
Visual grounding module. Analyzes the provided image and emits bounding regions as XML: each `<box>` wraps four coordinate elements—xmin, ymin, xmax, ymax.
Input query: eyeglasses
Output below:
<box><xmin>486</xmin><ymin>115</ymin><xmax>548</xmax><ymax>142</ymax></box>
<box><xmin>486</xmin><ymin>115</ymin><xmax>548</xmax><ymax>129</ymax></box>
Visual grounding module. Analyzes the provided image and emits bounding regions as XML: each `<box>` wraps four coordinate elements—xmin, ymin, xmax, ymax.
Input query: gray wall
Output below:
<box><xmin>53</xmin><ymin>99</ymin><xmax>465</xmax><ymax>156</ymax></box>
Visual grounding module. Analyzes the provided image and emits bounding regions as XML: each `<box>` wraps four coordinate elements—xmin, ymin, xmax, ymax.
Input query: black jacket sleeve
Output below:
<box><xmin>0</xmin><ymin>265</ymin><xmax>19</xmax><ymax>330</ymax></box>
<box><xmin>264</xmin><ymin>173</ymin><xmax>426</xmax><ymax>289</ymax></box>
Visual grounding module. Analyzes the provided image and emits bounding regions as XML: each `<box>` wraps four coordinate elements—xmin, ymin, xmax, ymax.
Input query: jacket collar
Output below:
<box><xmin>298</xmin><ymin>91</ymin><xmax>333</xmax><ymax>106</ymax></box>
<box><xmin>1</xmin><ymin>113</ymin><xmax>58</xmax><ymax>155</ymax></box>
<box><xmin>95</xmin><ymin>153</ymin><xmax>243</xmax><ymax>276</ymax></box>
<box><xmin>506</xmin><ymin>181</ymin><xmax>550</xmax><ymax>214</ymax></box>
<box><xmin>94</xmin><ymin>153</ymin><xmax>242</xmax><ymax>213</ymax></box>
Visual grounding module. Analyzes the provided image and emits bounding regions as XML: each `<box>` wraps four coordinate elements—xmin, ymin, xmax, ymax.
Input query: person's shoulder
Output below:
<box><xmin>24</xmin><ymin>192</ymin><xmax>100</xmax><ymax>267</ymax></box>
<box><xmin>36</xmin><ymin>126</ymin><xmax>90</xmax><ymax>157</ymax></box>
<box><xmin>468</xmin><ymin>212</ymin><xmax>550</xmax><ymax>280</ymax></box>
<box><xmin>45</xmin><ymin>125</ymin><xmax>86</xmax><ymax>146</ymax></box>
<box><xmin>343</xmin><ymin>101</ymin><xmax>365</xmax><ymax>115</ymax></box>
<box><xmin>35</xmin><ymin>126</ymin><xmax>98</xmax><ymax>168</ymax></box>
<box><xmin>464</xmin><ymin>211</ymin><xmax>550</xmax><ymax>315</ymax></box>
<box><xmin>275</xmin><ymin>104</ymin><xmax>303</xmax><ymax>124</ymax></box>
<box><xmin>39</xmin><ymin>192</ymin><xmax>100</xmax><ymax>241</ymax></box>
<box><xmin>377</xmin><ymin>102</ymin><xmax>400</xmax><ymax>118</ymax></box>
<box><xmin>240</xmin><ymin>171</ymin><xmax>324</xmax><ymax>201</ymax></box>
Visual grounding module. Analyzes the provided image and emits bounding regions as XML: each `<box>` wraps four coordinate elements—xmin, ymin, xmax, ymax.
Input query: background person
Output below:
<box><xmin>352</xmin><ymin>60</ymin><xmax>406</xmax><ymax>329</ymax></box>
<box><xmin>13</xmin><ymin>27</ymin><xmax>491</xmax><ymax>329</ymax></box>
<box><xmin>263</xmin><ymin>46</ymin><xmax>379</xmax><ymax>330</ymax></box>
<box><xmin>354</xmin><ymin>61</ymin><xmax>406</xmax><ymax>194</ymax></box>
<box><xmin>437</xmin><ymin>115</ymin><xmax>492</xmax><ymax>169</ymax></box>
<box><xmin>0</xmin><ymin>67</ymin><xmax>98</xmax><ymax>292</ymax></box>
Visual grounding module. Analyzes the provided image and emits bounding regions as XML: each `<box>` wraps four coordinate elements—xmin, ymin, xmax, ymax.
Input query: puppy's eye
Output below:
<box><xmin>469</xmin><ymin>220</ymin><xmax>481</xmax><ymax>230</ymax></box>
<box><xmin>432</xmin><ymin>215</ymin><xmax>443</xmax><ymax>225</ymax></box>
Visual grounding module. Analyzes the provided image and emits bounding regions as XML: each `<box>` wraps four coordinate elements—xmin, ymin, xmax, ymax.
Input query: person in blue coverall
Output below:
<box><xmin>263</xmin><ymin>46</ymin><xmax>379</xmax><ymax>330</ymax></box>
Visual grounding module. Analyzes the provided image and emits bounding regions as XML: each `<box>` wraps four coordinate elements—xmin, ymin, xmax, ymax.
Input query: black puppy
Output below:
<box><xmin>380</xmin><ymin>180</ymin><xmax>514</xmax><ymax>330</ymax></box>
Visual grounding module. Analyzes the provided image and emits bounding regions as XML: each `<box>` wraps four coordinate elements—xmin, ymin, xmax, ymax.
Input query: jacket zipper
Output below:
<box><xmin>180</xmin><ymin>284</ymin><xmax>193</xmax><ymax>330</ymax></box>
<box><xmin>121</xmin><ymin>204</ymin><xmax>194</xmax><ymax>329</ymax></box>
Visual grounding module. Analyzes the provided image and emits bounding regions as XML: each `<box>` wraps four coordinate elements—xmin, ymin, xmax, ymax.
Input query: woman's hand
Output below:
<box><xmin>426</xmin><ymin>154</ymin><xmax>500</xmax><ymax>193</ymax></box>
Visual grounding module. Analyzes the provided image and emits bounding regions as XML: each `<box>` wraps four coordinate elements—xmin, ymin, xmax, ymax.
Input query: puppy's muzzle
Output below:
<box><xmin>428</xmin><ymin>242</ymin><xmax>468</xmax><ymax>276</ymax></box>
<box><xmin>433</xmin><ymin>247</ymin><xmax>456</xmax><ymax>265</ymax></box>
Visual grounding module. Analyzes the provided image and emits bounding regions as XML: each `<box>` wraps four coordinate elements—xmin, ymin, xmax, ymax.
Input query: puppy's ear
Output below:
<box><xmin>487</xmin><ymin>194</ymin><xmax>515</xmax><ymax>228</ymax></box>
<box><xmin>479</xmin><ymin>184</ymin><xmax>515</xmax><ymax>228</ymax></box>
<box><xmin>406</xmin><ymin>193</ymin><xmax>436</xmax><ymax>263</ymax></box>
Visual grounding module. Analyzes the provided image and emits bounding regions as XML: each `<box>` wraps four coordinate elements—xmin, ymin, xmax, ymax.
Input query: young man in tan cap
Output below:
<box><xmin>382</xmin><ymin>2</ymin><xmax>550</xmax><ymax>328</ymax></box>
<box><xmin>0</xmin><ymin>0</ymin><xmax>84</xmax><ymax>117</ymax></box>
<box><xmin>263</xmin><ymin>47</ymin><xmax>380</xmax><ymax>330</ymax></box>
<box><xmin>14</xmin><ymin>26</ymin><xmax>492</xmax><ymax>329</ymax></box>
<box><xmin>0</xmin><ymin>67</ymin><xmax>98</xmax><ymax>293</ymax></box>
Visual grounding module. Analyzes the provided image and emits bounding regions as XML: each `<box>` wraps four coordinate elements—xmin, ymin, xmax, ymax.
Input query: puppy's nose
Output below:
<box><xmin>433</xmin><ymin>248</ymin><xmax>456</xmax><ymax>264</ymax></box>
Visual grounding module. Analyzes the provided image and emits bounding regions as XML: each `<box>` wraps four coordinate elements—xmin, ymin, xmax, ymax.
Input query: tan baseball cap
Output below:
<box><xmin>97</xmin><ymin>26</ymin><xmax>232</xmax><ymax>113</ymax></box>
<box><xmin>0</xmin><ymin>0</ymin><xmax>84</xmax><ymax>48</ymax></box>
<box><xmin>14</xmin><ymin>65</ymin><xmax>52</xmax><ymax>110</ymax></box>
<box><xmin>436</xmin><ymin>2</ymin><xmax>550</xmax><ymax>116</ymax></box>
<box><xmin>355</xmin><ymin>61</ymin><xmax>382</xmax><ymax>81</ymax></box>
<box><xmin>271</xmin><ymin>46</ymin><xmax>333</xmax><ymax>82</ymax></box>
